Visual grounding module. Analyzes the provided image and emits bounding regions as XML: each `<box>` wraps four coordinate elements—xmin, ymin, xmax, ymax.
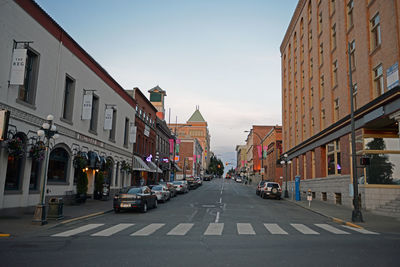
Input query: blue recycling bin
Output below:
<box><xmin>295</xmin><ymin>176</ymin><xmax>301</xmax><ymax>201</ymax></box>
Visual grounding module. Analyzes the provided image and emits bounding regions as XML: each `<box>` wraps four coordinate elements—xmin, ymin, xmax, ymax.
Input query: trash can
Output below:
<box><xmin>48</xmin><ymin>197</ymin><xmax>64</xmax><ymax>220</ymax></box>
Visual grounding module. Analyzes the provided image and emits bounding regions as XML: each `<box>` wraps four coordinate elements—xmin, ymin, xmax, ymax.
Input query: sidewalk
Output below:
<box><xmin>284</xmin><ymin>196</ymin><xmax>400</xmax><ymax>234</ymax></box>
<box><xmin>0</xmin><ymin>198</ymin><xmax>113</xmax><ymax>237</ymax></box>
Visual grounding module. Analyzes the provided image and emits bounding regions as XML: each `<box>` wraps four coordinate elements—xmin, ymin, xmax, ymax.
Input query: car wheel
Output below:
<box><xmin>153</xmin><ymin>199</ymin><xmax>158</xmax><ymax>208</ymax></box>
<box><xmin>141</xmin><ymin>202</ymin><xmax>148</xmax><ymax>213</ymax></box>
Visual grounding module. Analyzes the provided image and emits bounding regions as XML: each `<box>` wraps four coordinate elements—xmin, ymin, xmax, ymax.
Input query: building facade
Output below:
<box><xmin>281</xmin><ymin>0</ymin><xmax>400</xmax><ymax>213</ymax></box>
<box><xmin>264</xmin><ymin>126</ymin><xmax>283</xmax><ymax>184</ymax></box>
<box><xmin>175</xmin><ymin>138</ymin><xmax>203</xmax><ymax>180</ymax></box>
<box><xmin>0</xmin><ymin>0</ymin><xmax>137</xmax><ymax>210</ymax></box>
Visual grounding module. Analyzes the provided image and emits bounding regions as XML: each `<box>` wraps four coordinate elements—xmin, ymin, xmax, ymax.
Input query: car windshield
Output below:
<box><xmin>152</xmin><ymin>185</ymin><xmax>163</xmax><ymax>190</ymax></box>
<box><xmin>126</xmin><ymin>188</ymin><xmax>142</xmax><ymax>194</ymax></box>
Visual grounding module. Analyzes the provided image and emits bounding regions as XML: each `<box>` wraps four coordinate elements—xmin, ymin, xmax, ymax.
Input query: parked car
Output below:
<box><xmin>236</xmin><ymin>177</ymin><xmax>242</xmax><ymax>183</ymax></box>
<box><xmin>186</xmin><ymin>177</ymin><xmax>199</xmax><ymax>189</ymax></box>
<box><xmin>151</xmin><ymin>185</ymin><xmax>171</xmax><ymax>202</ymax></box>
<box><xmin>195</xmin><ymin>177</ymin><xmax>202</xmax><ymax>186</ymax></box>
<box><xmin>260</xmin><ymin>182</ymin><xmax>282</xmax><ymax>199</ymax></box>
<box><xmin>203</xmin><ymin>175</ymin><xmax>212</xmax><ymax>181</ymax></box>
<box><xmin>172</xmin><ymin>180</ymin><xmax>189</xmax><ymax>193</ymax></box>
<box><xmin>159</xmin><ymin>182</ymin><xmax>177</xmax><ymax>197</ymax></box>
<box><xmin>256</xmin><ymin>180</ymin><xmax>267</xmax><ymax>195</ymax></box>
<box><xmin>113</xmin><ymin>186</ymin><xmax>157</xmax><ymax>213</ymax></box>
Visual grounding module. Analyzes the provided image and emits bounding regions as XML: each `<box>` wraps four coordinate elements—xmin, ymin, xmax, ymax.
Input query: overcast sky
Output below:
<box><xmin>35</xmin><ymin>0</ymin><xmax>298</xmax><ymax>167</ymax></box>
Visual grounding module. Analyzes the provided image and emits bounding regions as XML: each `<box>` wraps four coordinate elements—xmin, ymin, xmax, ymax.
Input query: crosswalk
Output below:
<box><xmin>51</xmin><ymin>222</ymin><xmax>379</xmax><ymax>238</ymax></box>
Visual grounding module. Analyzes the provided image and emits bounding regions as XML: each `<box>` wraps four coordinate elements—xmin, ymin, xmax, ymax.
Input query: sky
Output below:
<box><xmin>35</xmin><ymin>0</ymin><xmax>298</xmax><ymax>167</ymax></box>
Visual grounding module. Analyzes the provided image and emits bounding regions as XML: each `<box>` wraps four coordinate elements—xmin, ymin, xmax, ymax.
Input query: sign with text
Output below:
<box><xmin>82</xmin><ymin>94</ymin><xmax>93</xmax><ymax>120</ymax></box>
<box><xmin>10</xmin><ymin>49</ymin><xmax>27</xmax><ymax>85</ymax></box>
<box><xmin>104</xmin><ymin>108</ymin><xmax>113</xmax><ymax>130</ymax></box>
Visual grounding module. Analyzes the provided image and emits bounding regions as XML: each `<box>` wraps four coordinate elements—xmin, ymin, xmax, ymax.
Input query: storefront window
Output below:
<box><xmin>326</xmin><ymin>140</ymin><xmax>341</xmax><ymax>175</ymax></box>
<box><xmin>365</xmin><ymin>154</ymin><xmax>400</xmax><ymax>185</ymax></box>
<box><xmin>47</xmin><ymin>147</ymin><xmax>69</xmax><ymax>183</ymax></box>
<box><xmin>364</xmin><ymin>137</ymin><xmax>399</xmax><ymax>151</ymax></box>
<box><xmin>29</xmin><ymin>158</ymin><xmax>41</xmax><ymax>190</ymax></box>
<box><xmin>5</xmin><ymin>155</ymin><xmax>23</xmax><ymax>190</ymax></box>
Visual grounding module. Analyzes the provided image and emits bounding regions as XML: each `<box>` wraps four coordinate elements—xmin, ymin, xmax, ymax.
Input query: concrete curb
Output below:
<box><xmin>58</xmin><ymin>209</ymin><xmax>113</xmax><ymax>225</ymax></box>
<box><xmin>284</xmin><ymin>199</ymin><xmax>364</xmax><ymax>229</ymax></box>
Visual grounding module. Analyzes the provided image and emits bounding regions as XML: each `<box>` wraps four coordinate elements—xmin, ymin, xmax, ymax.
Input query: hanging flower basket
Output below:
<box><xmin>6</xmin><ymin>137</ymin><xmax>25</xmax><ymax>158</ymax></box>
<box><xmin>120</xmin><ymin>160</ymin><xmax>132</xmax><ymax>173</ymax></box>
<box><xmin>73</xmin><ymin>152</ymin><xmax>89</xmax><ymax>169</ymax></box>
<box><xmin>29</xmin><ymin>141</ymin><xmax>46</xmax><ymax>161</ymax></box>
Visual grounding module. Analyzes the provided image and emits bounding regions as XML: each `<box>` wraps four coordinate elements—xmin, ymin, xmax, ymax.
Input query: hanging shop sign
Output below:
<box><xmin>104</xmin><ymin>108</ymin><xmax>113</xmax><ymax>130</ymax></box>
<box><xmin>82</xmin><ymin>93</ymin><xmax>93</xmax><ymax>120</ymax></box>
<box><xmin>10</xmin><ymin>49</ymin><xmax>27</xmax><ymax>85</ymax></box>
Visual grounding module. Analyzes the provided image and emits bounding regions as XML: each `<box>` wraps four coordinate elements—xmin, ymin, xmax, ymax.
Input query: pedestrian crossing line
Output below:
<box><xmin>342</xmin><ymin>226</ymin><xmax>379</xmax><ymax>235</ymax></box>
<box><xmin>91</xmin><ymin>223</ymin><xmax>135</xmax><ymax>237</ymax></box>
<box><xmin>314</xmin><ymin>224</ymin><xmax>349</xmax><ymax>235</ymax></box>
<box><xmin>264</xmin><ymin>223</ymin><xmax>288</xmax><ymax>235</ymax></box>
<box><xmin>167</xmin><ymin>223</ymin><xmax>194</xmax><ymax>236</ymax></box>
<box><xmin>291</xmin><ymin>224</ymin><xmax>319</xmax><ymax>235</ymax></box>
<box><xmin>204</xmin><ymin>223</ymin><xmax>224</xmax><ymax>235</ymax></box>
<box><xmin>131</xmin><ymin>223</ymin><xmax>165</xmax><ymax>236</ymax></box>
<box><xmin>237</xmin><ymin>223</ymin><xmax>255</xmax><ymax>235</ymax></box>
<box><xmin>52</xmin><ymin>224</ymin><xmax>104</xmax><ymax>237</ymax></box>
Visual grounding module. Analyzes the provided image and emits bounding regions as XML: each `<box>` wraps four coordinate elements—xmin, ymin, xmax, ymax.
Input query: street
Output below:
<box><xmin>1</xmin><ymin>178</ymin><xmax>400</xmax><ymax>267</ymax></box>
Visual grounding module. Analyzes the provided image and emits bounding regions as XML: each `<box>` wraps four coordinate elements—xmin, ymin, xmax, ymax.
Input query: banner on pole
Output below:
<box><xmin>82</xmin><ymin>94</ymin><xmax>93</xmax><ymax>120</ymax></box>
<box><xmin>10</xmin><ymin>49</ymin><xmax>27</xmax><ymax>85</ymax></box>
<box><xmin>104</xmin><ymin>108</ymin><xmax>113</xmax><ymax>130</ymax></box>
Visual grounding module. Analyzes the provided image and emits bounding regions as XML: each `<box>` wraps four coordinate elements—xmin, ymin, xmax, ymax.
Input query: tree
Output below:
<box><xmin>207</xmin><ymin>155</ymin><xmax>224</xmax><ymax>176</ymax></box>
<box><xmin>366</xmin><ymin>138</ymin><xmax>394</xmax><ymax>184</ymax></box>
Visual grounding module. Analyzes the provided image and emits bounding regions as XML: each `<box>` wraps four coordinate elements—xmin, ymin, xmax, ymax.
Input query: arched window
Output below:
<box><xmin>5</xmin><ymin>133</ymin><xmax>27</xmax><ymax>191</ymax></box>
<box><xmin>48</xmin><ymin>147</ymin><xmax>70</xmax><ymax>183</ymax></box>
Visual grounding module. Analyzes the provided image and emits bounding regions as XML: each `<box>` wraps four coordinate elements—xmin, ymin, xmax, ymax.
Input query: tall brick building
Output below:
<box><xmin>281</xmin><ymin>0</ymin><xmax>400</xmax><ymax>213</ymax></box>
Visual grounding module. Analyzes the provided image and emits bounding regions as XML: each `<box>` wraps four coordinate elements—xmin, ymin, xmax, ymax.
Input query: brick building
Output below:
<box><xmin>281</xmin><ymin>0</ymin><xmax>400</xmax><ymax>213</ymax></box>
<box><xmin>175</xmin><ymin>138</ymin><xmax>203</xmax><ymax>180</ymax></box>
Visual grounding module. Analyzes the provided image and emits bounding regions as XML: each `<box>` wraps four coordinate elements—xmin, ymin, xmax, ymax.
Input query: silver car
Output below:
<box><xmin>172</xmin><ymin>180</ymin><xmax>189</xmax><ymax>194</ymax></box>
<box><xmin>151</xmin><ymin>185</ymin><xmax>171</xmax><ymax>202</ymax></box>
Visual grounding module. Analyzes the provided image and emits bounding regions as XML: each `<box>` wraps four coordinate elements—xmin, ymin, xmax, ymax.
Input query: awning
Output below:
<box><xmin>132</xmin><ymin>155</ymin><xmax>151</xmax><ymax>171</ymax></box>
<box><xmin>147</xmin><ymin>161</ymin><xmax>163</xmax><ymax>173</ymax></box>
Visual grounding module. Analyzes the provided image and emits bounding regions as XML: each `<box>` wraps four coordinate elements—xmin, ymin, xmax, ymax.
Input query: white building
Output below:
<box><xmin>0</xmin><ymin>0</ymin><xmax>137</xmax><ymax>211</ymax></box>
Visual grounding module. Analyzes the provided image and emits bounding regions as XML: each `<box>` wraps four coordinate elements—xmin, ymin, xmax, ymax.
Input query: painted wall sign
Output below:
<box><xmin>10</xmin><ymin>49</ymin><xmax>27</xmax><ymax>85</ymax></box>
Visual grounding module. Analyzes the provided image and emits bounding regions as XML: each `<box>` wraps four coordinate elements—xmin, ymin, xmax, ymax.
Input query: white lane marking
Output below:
<box><xmin>314</xmin><ymin>224</ymin><xmax>350</xmax><ymax>235</ymax></box>
<box><xmin>215</xmin><ymin>212</ymin><xmax>220</xmax><ymax>223</ymax></box>
<box><xmin>202</xmin><ymin>205</ymin><xmax>216</xmax><ymax>208</ymax></box>
<box><xmin>167</xmin><ymin>223</ymin><xmax>194</xmax><ymax>236</ymax></box>
<box><xmin>342</xmin><ymin>226</ymin><xmax>379</xmax><ymax>235</ymax></box>
<box><xmin>131</xmin><ymin>223</ymin><xmax>165</xmax><ymax>236</ymax></box>
<box><xmin>52</xmin><ymin>224</ymin><xmax>104</xmax><ymax>237</ymax></box>
<box><xmin>291</xmin><ymin>223</ymin><xmax>320</xmax><ymax>235</ymax></box>
<box><xmin>204</xmin><ymin>223</ymin><xmax>224</xmax><ymax>235</ymax></box>
<box><xmin>237</xmin><ymin>223</ymin><xmax>255</xmax><ymax>235</ymax></box>
<box><xmin>264</xmin><ymin>223</ymin><xmax>288</xmax><ymax>235</ymax></box>
<box><xmin>91</xmin><ymin>223</ymin><xmax>134</xmax><ymax>236</ymax></box>
<box><xmin>219</xmin><ymin>197</ymin><xmax>222</xmax><ymax>203</ymax></box>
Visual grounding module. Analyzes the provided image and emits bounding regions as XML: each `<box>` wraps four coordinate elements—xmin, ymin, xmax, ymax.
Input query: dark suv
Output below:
<box><xmin>256</xmin><ymin>180</ymin><xmax>267</xmax><ymax>195</ymax></box>
<box><xmin>260</xmin><ymin>182</ymin><xmax>282</xmax><ymax>199</ymax></box>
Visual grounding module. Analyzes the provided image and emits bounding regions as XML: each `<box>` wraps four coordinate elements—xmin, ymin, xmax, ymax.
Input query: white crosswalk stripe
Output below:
<box><xmin>314</xmin><ymin>224</ymin><xmax>349</xmax><ymax>234</ymax></box>
<box><xmin>342</xmin><ymin>226</ymin><xmax>379</xmax><ymax>235</ymax></box>
<box><xmin>131</xmin><ymin>223</ymin><xmax>165</xmax><ymax>236</ymax></box>
<box><xmin>167</xmin><ymin>223</ymin><xmax>194</xmax><ymax>236</ymax></box>
<box><xmin>91</xmin><ymin>223</ymin><xmax>134</xmax><ymax>237</ymax></box>
<box><xmin>291</xmin><ymin>223</ymin><xmax>319</xmax><ymax>235</ymax></box>
<box><xmin>52</xmin><ymin>224</ymin><xmax>104</xmax><ymax>237</ymax></box>
<box><xmin>264</xmin><ymin>223</ymin><xmax>288</xmax><ymax>235</ymax></box>
<box><xmin>237</xmin><ymin>223</ymin><xmax>255</xmax><ymax>235</ymax></box>
<box><xmin>204</xmin><ymin>223</ymin><xmax>224</xmax><ymax>235</ymax></box>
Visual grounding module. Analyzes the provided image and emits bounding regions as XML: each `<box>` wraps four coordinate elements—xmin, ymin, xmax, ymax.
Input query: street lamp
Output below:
<box><xmin>32</xmin><ymin>114</ymin><xmax>59</xmax><ymax>225</ymax></box>
<box><xmin>244</xmin><ymin>130</ymin><xmax>267</xmax><ymax>180</ymax></box>
<box><xmin>280</xmin><ymin>153</ymin><xmax>291</xmax><ymax>198</ymax></box>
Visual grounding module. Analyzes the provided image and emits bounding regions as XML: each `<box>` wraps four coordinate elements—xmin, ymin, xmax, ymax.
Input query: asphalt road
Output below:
<box><xmin>1</xmin><ymin>178</ymin><xmax>400</xmax><ymax>267</ymax></box>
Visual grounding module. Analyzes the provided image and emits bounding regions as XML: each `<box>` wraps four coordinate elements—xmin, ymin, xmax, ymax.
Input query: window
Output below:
<box><xmin>321</xmin><ymin>109</ymin><xmax>326</xmax><ymax>128</ymax></box>
<box><xmin>309</xmin><ymin>29</ymin><xmax>313</xmax><ymax>50</ymax></box>
<box><xmin>347</xmin><ymin>0</ymin><xmax>354</xmax><ymax>29</ymax></box>
<box><xmin>311</xmin><ymin>150</ymin><xmax>316</xmax><ymax>178</ymax></box>
<box><xmin>373</xmin><ymin>64</ymin><xmax>384</xmax><ymax>97</ymax></box>
<box><xmin>308</xmin><ymin>0</ymin><xmax>312</xmax><ymax>22</ymax></box>
<box><xmin>89</xmin><ymin>95</ymin><xmax>99</xmax><ymax>132</ymax></box>
<box><xmin>327</xmin><ymin>140</ymin><xmax>341</xmax><ymax>175</ymax></box>
<box><xmin>18</xmin><ymin>49</ymin><xmax>39</xmax><ymax>105</ymax></box>
<box><xmin>300</xmin><ymin>18</ymin><xmax>304</xmax><ymax>37</ymax></box>
<box><xmin>331</xmin><ymin>23</ymin><xmax>337</xmax><ymax>49</ymax></box>
<box><xmin>334</xmin><ymin>98</ymin><xmax>339</xmax><ymax>122</ymax></box>
<box><xmin>332</xmin><ymin>60</ymin><xmax>338</xmax><ymax>87</ymax></box>
<box><xmin>124</xmin><ymin>118</ymin><xmax>129</xmax><ymax>147</ymax></box>
<box><xmin>62</xmin><ymin>75</ymin><xmax>75</xmax><ymax>121</ymax></box>
<box><xmin>47</xmin><ymin>147</ymin><xmax>70</xmax><ymax>183</ymax></box>
<box><xmin>109</xmin><ymin>108</ymin><xmax>117</xmax><ymax>141</ymax></box>
<box><xmin>330</xmin><ymin>0</ymin><xmax>336</xmax><ymax>15</ymax></box>
<box><xmin>310</xmin><ymin>87</ymin><xmax>314</xmax><ymax>108</ymax></box>
<box><xmin>320</xmin><ymin>75</ymin><xmax>325</xmax><ymax>98</ymax></box>
<box><xmin>5</xmin><ymin>134</ymin><xmax>26</xmax><ymax>191</ymax></box>
<box><xmin>301</xmin><ymin>65</ymin><xmax>304</xmax><ymax>88</ymax></box>
<box><xmin>29</xmin><ymin>157</ymin><xmax>41</xmax><ymax>190</ymax></box>
<box><xmin>370</xmin><ymin>13</ymin><xmax>381</xmax><ymax>50</ymax></box>
<box><xmin>319</xmin><ymin>43</ymin><xmax>323</xmax><ymax>65</ymax></box>
<box><xmin>310</xmin><ymin>57</ymin><xmax>313</xmax><ymax>77</ymax></box>
<box><xmin>350</xmin><ymin>40</ymin><xmax>355</xmax><ymax>69</ymax></box>
<box><xmin>318</xmin><ymin>12</ymin><xmax>323</xmax><ymax>34</ymax></box>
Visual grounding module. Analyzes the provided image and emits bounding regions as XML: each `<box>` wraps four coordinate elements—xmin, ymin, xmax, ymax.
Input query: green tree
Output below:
<box><xmin>366</xmin><ymin>138</ymin><xmax>394</xmax><ymax>184</ymax></box>
<box><xmin>207</xmin><ymin>155</ymin><xmax>224</xmax><ymax>176</ymax></box>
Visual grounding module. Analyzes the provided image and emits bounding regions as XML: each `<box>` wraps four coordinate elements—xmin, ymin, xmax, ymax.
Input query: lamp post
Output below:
<box><xmin>280</xmin><ymin>154</ymin><xmax>291</xmax><ymax>198</ymax></box>
<box><xmin>244</xmin><ymin>130</ymin><xmax>267</xmax><ymax>181</ymax></box>
<box><xmin>32</xmin><ymin>114</ymin><xmax>59</xmax><ymax>225</ymax></box>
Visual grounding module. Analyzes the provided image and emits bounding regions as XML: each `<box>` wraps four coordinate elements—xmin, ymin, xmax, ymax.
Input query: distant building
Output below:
<box><xmin>281</xmin><ymin>0</ymin><xmax>400</xmax><ymax>213</ymax></box>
